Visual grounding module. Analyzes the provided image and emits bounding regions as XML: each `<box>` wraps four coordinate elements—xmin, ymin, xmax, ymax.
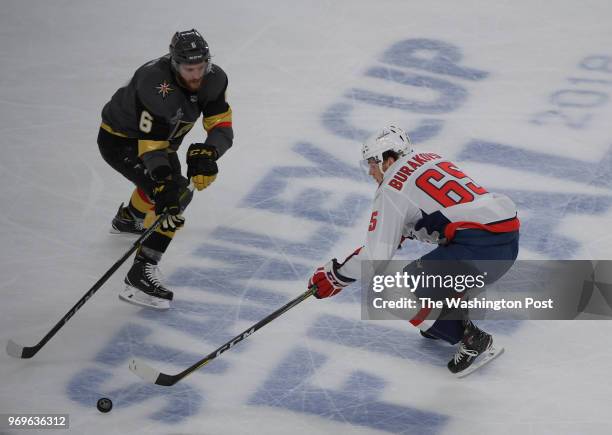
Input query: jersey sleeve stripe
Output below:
<box><xmin>100</xmin><ymin>122</ymin><xmax>129</xmax><ymax>138</ymax></box>
<box><xmin>209</xmin><ymin>121</ymin><xmax>233</xmax><ymax>130</ymax></box>
<box><xmin>203</xmin><ymin>107</ymin><xmax>232</xmax><ymax>132</ymax></box>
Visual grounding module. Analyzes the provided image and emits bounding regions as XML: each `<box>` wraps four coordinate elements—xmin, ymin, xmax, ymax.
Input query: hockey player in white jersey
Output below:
<box><xmin>308</xmin><ymin>125</ymin><xmax>520</xmax><ymax>376</ymax></box>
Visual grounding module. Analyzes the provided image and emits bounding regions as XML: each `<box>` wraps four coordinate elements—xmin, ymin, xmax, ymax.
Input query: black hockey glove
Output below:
<box><xmin>160</xmin><ymin>214</ymin><xmax>185</xmax><ymax>232</ymax></box>
<box><xmin>152</xmin><ymin>180</ymin><xmax>185</xmax><ymax>231</ymax></box>
<box><xmin>187</xmin><ymin>143</ymin><xmax>218</xmax><ymax>191</ymax></box>
<box><xmin>152</xmin><ymin>180</ymin><xmax>181</xmax><ymax>215</ymax></box>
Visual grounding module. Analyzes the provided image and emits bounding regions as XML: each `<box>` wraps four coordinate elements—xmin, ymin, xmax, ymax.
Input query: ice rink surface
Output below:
<box><xmin>1</xmin><ymin>0</ymin><xmax>612</xmax><ymax>433</ymax></box>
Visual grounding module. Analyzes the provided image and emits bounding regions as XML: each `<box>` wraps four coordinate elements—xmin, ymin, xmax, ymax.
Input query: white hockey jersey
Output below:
<box><xmin>338</xmin><ymin>151</ymin><xmax>519</xmax><ymax>281</ymax></box>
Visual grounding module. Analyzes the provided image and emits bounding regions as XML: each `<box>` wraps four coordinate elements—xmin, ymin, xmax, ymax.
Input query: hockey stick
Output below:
<box><xmin>129</xmin><ymin>287</ymin><xmax>315</xmax><ymax>386</ymax></box>
<box><xmin>6</xmin><ymin>214</ymin><xmax>168</xmax><ymax>359</ymax></box>
<box><xmin>7</xmin><ymin>185</ymin><xmax>194</xmax><ymax>359</ymax></box>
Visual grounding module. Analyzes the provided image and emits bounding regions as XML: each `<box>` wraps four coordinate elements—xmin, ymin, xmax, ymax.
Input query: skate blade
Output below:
<box><xmin>119</xmin><ymin>288</ymin><xmax>170</xmax><ymax>310</ymax></box>
<box><xmin>455</xmin><ymin>345</ymin><xmax>505</xmax><ymax>378</ymax></box>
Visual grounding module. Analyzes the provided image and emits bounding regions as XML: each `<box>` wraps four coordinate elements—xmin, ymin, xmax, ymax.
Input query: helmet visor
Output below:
<box><xmin>360</xmin><ymin>157</ymin><xmax>381</xmax><ymax>175</ymax></box>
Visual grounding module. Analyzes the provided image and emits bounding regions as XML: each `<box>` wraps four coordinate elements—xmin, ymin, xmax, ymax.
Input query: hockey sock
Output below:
<box><xmin>128</xmin><ymin>188</ymin><xmax>154</xmax><ymax>220</ymax></box>
<box><xmin>423</xmin><ymin>319</ymin><xmax>464</xmax><ymax>345</ymax></box>
<box><xmin>139</xmin><ymin>231</ymin><xmax>173</xmax><ymax>262</ymax></box>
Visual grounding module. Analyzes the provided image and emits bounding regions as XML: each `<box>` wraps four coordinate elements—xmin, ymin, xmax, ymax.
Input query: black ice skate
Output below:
<box><xmin>119</xmin><ymin>259</ymin><xmax>174</xmax><ymax>310</ymax></box>
<box><xmin>448</xmin><ymin>321</ymin><xmax>504</xmax><ymax>377</ymax></box>
<box><xmin>110</xmin><ymin>203</ymin><xmax>145</xmax><ymax>235</ymax></box>
<box><xmin>420</xmin><ymin>330</ymin><xmax>439</xmax><ymax>340</ymax></box>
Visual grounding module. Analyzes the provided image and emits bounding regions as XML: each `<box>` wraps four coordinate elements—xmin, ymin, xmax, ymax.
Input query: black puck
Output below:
<box><xmin>97</xmin><ymin>397</ymin><xmax>113</xmax><ymax>413</ymax></box>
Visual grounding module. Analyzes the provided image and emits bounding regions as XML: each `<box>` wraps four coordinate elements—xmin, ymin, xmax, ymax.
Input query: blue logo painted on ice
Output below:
<box><xmin>67</xmin><ymin>39</ymin><xmax>611</xmax><ymax>433</ymax></box>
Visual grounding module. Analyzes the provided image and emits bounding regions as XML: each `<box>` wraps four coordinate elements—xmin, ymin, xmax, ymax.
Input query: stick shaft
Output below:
<box><xmin>9</xmin><ymin>214</ymin><xmax>166</xmax><ymax>358</ymax></box>
<box><xmin>150</xmin><ymin>288</ymin><xmax>315</xmax><ymax>385</ymax></box>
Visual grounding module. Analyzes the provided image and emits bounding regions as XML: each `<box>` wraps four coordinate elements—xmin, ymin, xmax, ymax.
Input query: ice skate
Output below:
<box><xmin>420</xmin><ymin>329</ymin><xmax>439</xmax><ymax>340</ymax></box>
<box><xmin>110</xmin><ymin>203</ymin><xmax>145</xmax><ymax>235</ymax></box>
<box><xmin>119</xmin><ymin>259</ymin><xmax>173</xmax><ymax>310</ymax></box>
<box><xmin>448</xmin><ymin>321</ymin><xmax>504</xmax><ymax>377</ymax></box>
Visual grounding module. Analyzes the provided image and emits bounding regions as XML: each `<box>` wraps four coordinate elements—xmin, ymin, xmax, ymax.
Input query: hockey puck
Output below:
<box><xmin>96</xmin><ymin>397</ymin><xmax>113</xmax><ymax>413</ymax></box>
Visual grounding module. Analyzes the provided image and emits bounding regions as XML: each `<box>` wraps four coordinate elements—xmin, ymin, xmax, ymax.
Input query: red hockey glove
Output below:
<box><xmin>308</xmin><ymin>259</ymin><xmax>355</xmax><ymax>299</ymax></box>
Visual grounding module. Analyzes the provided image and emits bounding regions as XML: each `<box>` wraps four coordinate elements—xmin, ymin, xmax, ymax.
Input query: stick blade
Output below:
<box><xmin>6</xmin><ymin>339</ymin><xmax>26</xmax><ymax>358</ymax></box>
<box><xmin>129</xmin><ymin>358</ymin><xmax>163</xmax><ymax>384</ymax></box>
<box><xmin>129</xmin><ymin>358</ymin><xmax>179</xmax><ymax>386</ymax></box>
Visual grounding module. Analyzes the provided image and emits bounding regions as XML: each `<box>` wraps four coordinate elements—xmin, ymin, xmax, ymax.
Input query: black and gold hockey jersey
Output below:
<box><xmin>101</xmin><ymin>54</ymin><xmax>233</xmax><ymax>160</ymax></box>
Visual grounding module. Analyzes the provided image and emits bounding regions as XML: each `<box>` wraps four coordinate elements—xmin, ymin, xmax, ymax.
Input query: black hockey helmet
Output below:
<box><xmin>169</xmin><ymin>29</ymin><xmax>210</xmax><ymax>65</ymax></box>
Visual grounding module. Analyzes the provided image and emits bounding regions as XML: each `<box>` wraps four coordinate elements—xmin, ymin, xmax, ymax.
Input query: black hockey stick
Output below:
<box><xmin>129</xmin><ymin>287</ymin><xmax>315</xmax><ymax>386</ymax></box>
<box><xmin>6</xmin><ymin>213</ymin><xmax>170</xmax><ymax>359</ymax></box>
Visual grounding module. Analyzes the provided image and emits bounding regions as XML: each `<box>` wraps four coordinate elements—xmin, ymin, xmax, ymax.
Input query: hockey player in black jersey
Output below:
<box><xmin>98</xmin><ymin>29</ymin><xmax>233</xmax><ymax>309</ymax></box>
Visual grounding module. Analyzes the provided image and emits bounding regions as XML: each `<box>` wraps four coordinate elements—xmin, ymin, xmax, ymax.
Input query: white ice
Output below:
<box><xmin>1</xmin><ymin>1</ymin><xmax>612</xmax><ymax>434</ymax></box>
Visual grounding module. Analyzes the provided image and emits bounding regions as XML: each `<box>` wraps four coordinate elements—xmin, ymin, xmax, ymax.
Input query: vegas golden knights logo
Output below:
<box><xmin>156</xmin><ymin>81</ymin><xmax>174</xmax><ymax>99</ymax></box>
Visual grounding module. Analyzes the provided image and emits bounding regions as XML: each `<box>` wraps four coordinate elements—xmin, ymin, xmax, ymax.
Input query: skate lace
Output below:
<box><xmin>144</xmin><ymin>263</ymin><xmax>163</xmax><ymax>288</ymax></box>
<box><xmin>453</xmin><ymin>342</ymin><xmax>479</xmax><ymax>364</ymax></box>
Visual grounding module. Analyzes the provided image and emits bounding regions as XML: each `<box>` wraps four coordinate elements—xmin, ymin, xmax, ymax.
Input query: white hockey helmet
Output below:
<box><xmin>361</xmin><ymin>124</ymin><xmax>412</xmax><ymax>171</ymax></box>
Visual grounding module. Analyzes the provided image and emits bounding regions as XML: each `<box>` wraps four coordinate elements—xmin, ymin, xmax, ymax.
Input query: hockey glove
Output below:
<box><xmin>152</xmin><ymin>180</ymin><xmax>181</xmax><ymax>215</ymax></box>
<box><xmin>187</xmin><ymin>143</ymin><xmax>218</xmax><ymax>191</ymax></box>
<box><xmin>152</xmin><ymin>180</ymin><xmax>185</xmax><ymax>232</ymax></box>
<box><xmin>414</xmin><ymin>210</ymin><xmax>451</xmax><ymax>236</ymax></box>
<box><xmin>308</xmin><ymin>259</ymin><xmax>354</xmax><ymax>299</ymax></box>
<box><xmin>160</xmin><ymin>214</ymin><xmax>185</xmax><ymax>232</ymax></box>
